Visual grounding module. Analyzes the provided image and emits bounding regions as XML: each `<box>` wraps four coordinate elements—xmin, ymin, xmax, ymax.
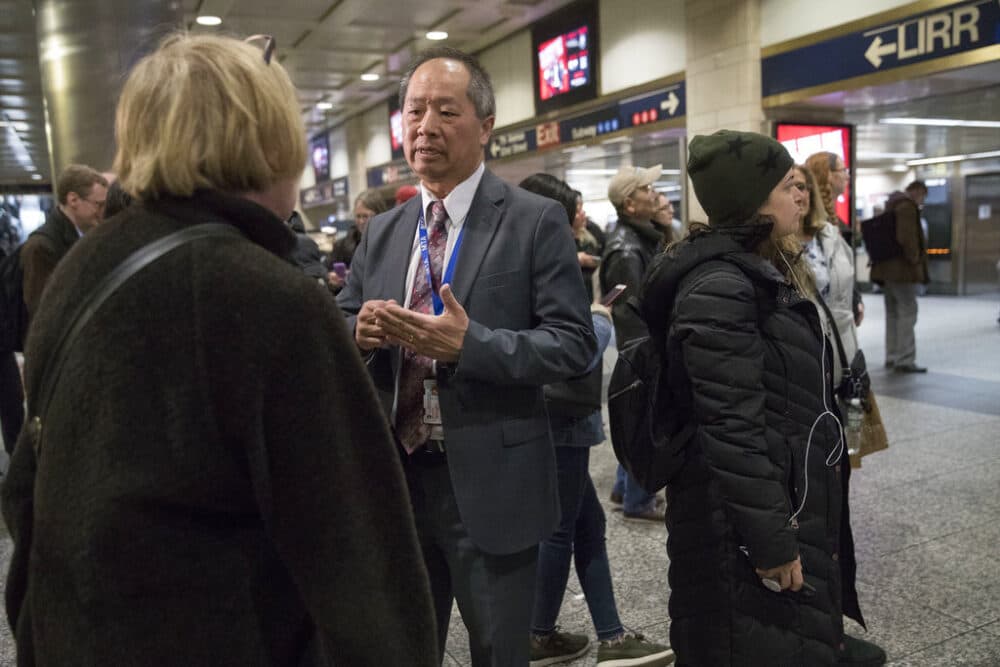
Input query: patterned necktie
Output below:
<box><xmin>396</xmin><ymin>201</ymin><xmax>449</xmax><ymax>452</ymax></box>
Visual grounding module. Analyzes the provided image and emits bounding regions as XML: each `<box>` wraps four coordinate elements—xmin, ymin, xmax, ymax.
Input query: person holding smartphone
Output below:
<box><xmin>601</xmin><ymin>164</ymin><xmax>669</xmax><ymax>522</ymax></box>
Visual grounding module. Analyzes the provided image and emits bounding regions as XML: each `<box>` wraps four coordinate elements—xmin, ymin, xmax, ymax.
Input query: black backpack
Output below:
<box><xmin>607</xmin><ymin>297</ymin><xmax>693</xmax><ymax>494</ymax></box>
<box><xmin>608</xmin><ymin>261</ymin><xmax>767</xmax><ymax>494</ymax></box>
<box><xmin>859</xmin><ymin>210</ymin><xmax>901</xmax><ymax>263</ymax></box>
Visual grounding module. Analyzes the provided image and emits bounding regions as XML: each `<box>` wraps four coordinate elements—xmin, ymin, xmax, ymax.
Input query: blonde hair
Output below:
<box><xmin>804</xmin><ymin>152</ymin><xmax>838</xmax><ymax>221</ymax></box>
<box><xmin>114</xmin><ymin>33</ymin><xmax>306</xmax><ymax>200</ymax></box>
<box><xmin>794</xmin><ymin>165</ymin><xmax>827</xmax><ymax>237</ymax></box>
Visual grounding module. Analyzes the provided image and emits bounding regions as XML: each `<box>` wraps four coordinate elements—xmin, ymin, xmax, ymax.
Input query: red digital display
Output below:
<box><xmin>775</xmin><ymin>123</ymin><xmax>854</xmax><ymax>227</ymax></box>
<box><xmin>389</xmin><ymin>108</ymin><xmax>403</xmax><ymax>152</ymax></box>
<box><xmin>537</xmin><ymin>26</ymin><xmax>590</xmax><ymax>102</ymax></box>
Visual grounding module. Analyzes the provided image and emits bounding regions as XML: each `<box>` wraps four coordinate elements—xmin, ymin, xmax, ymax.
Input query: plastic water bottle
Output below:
<box><xmin>845</xmin><ymin>397</ymin><xmax>863</xmax><ymax>457</ymax></box>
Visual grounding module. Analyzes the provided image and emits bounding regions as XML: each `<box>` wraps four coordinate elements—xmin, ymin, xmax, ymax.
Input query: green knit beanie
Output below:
<box><xmin>687</xmin><ymin>130</ymin><xmax>794</xmax><ymax>224</ymax></box>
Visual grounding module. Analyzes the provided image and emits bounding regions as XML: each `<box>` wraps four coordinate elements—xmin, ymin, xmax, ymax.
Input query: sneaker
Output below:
<box><xmin>893</xmin><ymin>363</ymin><xmax>927</xmax><ymax>374</ymax></box>
<box><xmin>609</xmin><ymin>490</ymin><xmax>624</xmax><ymax>505</ymax></box>
<box><xmin>597</xmin><ymin>632</ymin><xmax>675</xmax><ymax>666</ymax></box>
<box><xmin>838</xmin><ymin>634</ymin><xmax>886</xmax><ymax>666</ymax></box>
<box><xmin>530</xmin><ymin>629</ymin><xmax>591</xmax><ymax>666</ymax></box>
<box><xmin>623</xmin><ymin>502</ymin><xmax>665</xmax><ymax>523</ymax></box>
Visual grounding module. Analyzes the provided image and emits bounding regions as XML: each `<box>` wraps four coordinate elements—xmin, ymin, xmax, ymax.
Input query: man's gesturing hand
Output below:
<box><xmin>356</xmin><ymin>299</ymin><xmax>397</xmax><ymax>351</ymax></box>
<box><xmin>375</xmin><ymin>284</ymin><xmax>469</xmax><ymax>363</ymax></box>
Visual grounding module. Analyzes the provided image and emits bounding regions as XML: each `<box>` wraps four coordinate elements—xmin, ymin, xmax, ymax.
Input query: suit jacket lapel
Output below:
<box><xmin>450</xmin><ymin>170</ymin><xmax>504</xmax><ymax>305</ymax></box>
<box><xmin>384</xmin><ymin>196</ymin><xmax>423</xmax><ymax>303</ymax></box>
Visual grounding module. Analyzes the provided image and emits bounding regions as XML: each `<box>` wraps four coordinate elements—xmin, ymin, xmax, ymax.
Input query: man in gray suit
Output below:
<box><xmin>337</xmin><ymin>47</ymin><xmax>595</xmax><ymax>666</ymax></box>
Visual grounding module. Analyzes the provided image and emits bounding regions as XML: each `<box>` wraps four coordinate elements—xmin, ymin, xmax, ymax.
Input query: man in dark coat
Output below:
<box><xmin>286</xmin><ymin>210</ymin><xmax>328</xmax><ymax>284</ymax></box>
<box><xmin>20</xmin><ymin>164</ymin><xmax>107</xmax><ymax>321</ymax></box>
<box><xmin>600</xmin><ymin>163</ymin><xmax>669</xmax><ymax>521</ymax></box>
<box><xmin>870</xmin><ymin>180</ymin><xmax>930</xmax><ymax>373</ymax></box>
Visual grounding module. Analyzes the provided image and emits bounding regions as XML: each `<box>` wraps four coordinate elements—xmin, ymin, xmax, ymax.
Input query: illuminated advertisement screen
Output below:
<box><xmin>309</xmin><ymin>133</ymin><xmax>330</xmax><ymax>183</ymax></box>
<box><xmin>532</xmin><ymin>1</ymin><xmax>598</xmax><ymax>115</ymax></box>
<box><xmin>388</xmin><ymin>97</ymin><xmax>404</xmax><ymax>161</ymax></box>
<box><xmin>775</xmin><ymin>122</ymin><xmax>854</xmax><ymax>227</ymax></box>
<box><xmin>537</xmin><ymin>26</ymin><xmax>590</xmax><ymax>101</ymax></box>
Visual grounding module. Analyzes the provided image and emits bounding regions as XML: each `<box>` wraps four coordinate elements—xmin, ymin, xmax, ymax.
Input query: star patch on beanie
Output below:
<box><xmin>687</xmin><ymin>130</ymin><xmax>793</xmax><ymax>224</ymax></box>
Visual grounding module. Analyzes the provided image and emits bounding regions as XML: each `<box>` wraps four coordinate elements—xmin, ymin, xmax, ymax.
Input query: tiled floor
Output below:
<box><xmin>0</xmin><ymin>293</ymin><xmax>998</xmax><ymax>666</ymax></box>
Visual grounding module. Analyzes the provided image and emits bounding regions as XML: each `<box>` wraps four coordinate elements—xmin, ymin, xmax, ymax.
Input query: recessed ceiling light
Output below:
<box><xmin>426</xmin><ymin>31</ymin><xmax>448</xmax><ymax>41</ymax></box>
<box><xmin>31</xmin><ymin>174</ymin><xmax>42</xmax><ymax>180</ymax></box>
<box><xmin>12</xmin><ymin>122</ymin><xmax>29</xmax><ymax>132</ymax></box>
<box><xmin>881</xmin><ymin>117</ymin><xmax>1000</xmax><ymax>129</ymax></box>
<box><xmin>196</xmin><ymin>15</ymin><xmax>222</xmax><ymax>26</ymax></box>
<box><xmin>316</xmin><ymin>102</ymin><xmax>333</xmax><ymax>110</ymax></box>
<box><xmin>360</xmin><ymin>73</ymin><xmax>380</xmax><ymax>82</ymax></box>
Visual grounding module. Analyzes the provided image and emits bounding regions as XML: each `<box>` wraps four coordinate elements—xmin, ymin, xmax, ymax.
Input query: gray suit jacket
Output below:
<box><xmin>338</xmin><ymin>169</ymin><xmax>596</xmax><ymax>554</ymax></box>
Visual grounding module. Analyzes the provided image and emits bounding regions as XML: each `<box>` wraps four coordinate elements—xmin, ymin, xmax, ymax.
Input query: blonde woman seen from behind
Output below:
<box><xmin>2</xmin><ymin>33</ymin><xmax>436</xmax><ymax>667</ymax></box>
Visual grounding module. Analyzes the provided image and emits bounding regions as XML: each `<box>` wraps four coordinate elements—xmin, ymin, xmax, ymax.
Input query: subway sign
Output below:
<box><xmin>763</xmin><ymin>0</ymin><xmax>1000</xmax><ymax>99</ymax></box>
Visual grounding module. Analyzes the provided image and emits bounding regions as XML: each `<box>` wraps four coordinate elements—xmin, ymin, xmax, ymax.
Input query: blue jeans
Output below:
<box><xmin>613</xmin><ymin>464</ymin><xmax>656</xmax><ymax>514</ymax></box>
<box><xmin>532</xmin><ymin>447</ymin><xmax>624</xmax><ymax>641</ymax></box>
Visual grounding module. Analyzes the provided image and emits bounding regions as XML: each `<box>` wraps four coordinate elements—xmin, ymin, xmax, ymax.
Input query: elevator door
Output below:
<box><xmin>963</xmin><ymin>172</ymin><xmax>1000</xmax><ymax>294</ymax></box>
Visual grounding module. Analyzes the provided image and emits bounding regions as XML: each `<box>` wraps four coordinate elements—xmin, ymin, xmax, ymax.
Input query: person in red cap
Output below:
<box><xmin>394</xmin><ymin>184</ymin><xmax>418</xmax><ymax>206</ymax></box>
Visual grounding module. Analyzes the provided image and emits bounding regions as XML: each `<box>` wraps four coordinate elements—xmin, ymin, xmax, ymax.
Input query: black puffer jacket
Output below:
<box><xmin>642</xmin><ymin>226</ymin><xmax>861</xmax><ymax>666</ymax></box>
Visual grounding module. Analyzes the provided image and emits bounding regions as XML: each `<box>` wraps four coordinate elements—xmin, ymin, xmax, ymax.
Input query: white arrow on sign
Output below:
<box><xmin>661</xmin><ymin>91</ymin><xmax>680</xmax><ymax>116</ymax></box>
<box><xmin>865</xmin><ymin>35</ymin><xmax>897</xmax><ymax>68</ymax></box>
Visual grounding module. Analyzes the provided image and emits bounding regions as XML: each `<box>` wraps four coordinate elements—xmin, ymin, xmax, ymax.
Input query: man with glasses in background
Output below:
<box><xmin>600</xmin><ymin>164</ymin><xmax>670</xmax><ymax>522</ymax></box>
<box><xmin>21</xmin><ymin>164</ymin><xmax>108</xmax><ymax>322</ymax></box>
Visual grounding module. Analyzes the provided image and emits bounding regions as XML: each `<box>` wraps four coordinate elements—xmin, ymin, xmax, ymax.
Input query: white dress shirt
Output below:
<box><xmin>402</xmin><ymin>161</ymin><xmax>486</xmax><ymax>309</ymax></box>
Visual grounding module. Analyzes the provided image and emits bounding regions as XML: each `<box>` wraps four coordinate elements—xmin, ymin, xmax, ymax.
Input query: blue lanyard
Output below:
<box><xmin>417</xmin><ymin>205</ymin><xmax>465</xmax><ymax>315</ymax></box>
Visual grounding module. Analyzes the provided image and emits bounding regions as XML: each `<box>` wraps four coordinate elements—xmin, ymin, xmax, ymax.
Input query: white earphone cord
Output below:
<box><xmin>778</xmin><ymin>251</ymin><xmax>844</xmax><ymax>526</ymax></box>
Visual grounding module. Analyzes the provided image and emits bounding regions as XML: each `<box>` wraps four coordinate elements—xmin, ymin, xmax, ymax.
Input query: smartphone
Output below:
<box><xmin>332</xmin><ymin>262</ymin><xmax>347</xmax><ymax>279</ymax></box>
<box><xmin>600</xmin><ymin>284</ymin><xmax>627</xmax><ymax>307</ymax></box>
<box><xmin>589</xmin><ymin>254</ymin><xmax>602</xmax><ymax>264</ymax></box>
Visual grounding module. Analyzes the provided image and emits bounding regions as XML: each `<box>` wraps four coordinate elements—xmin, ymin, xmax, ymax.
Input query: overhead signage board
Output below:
<box><xmin>558</xmin><ymin>82</ymin><xmax>686</xmax><ymax>145</ymax></box>
<box><xmin>366</xmin><ymin>162</ymin><xmax>416</xmax><ymax>189</ymax></box>
<box><xmin>762</xmin><ymin>0</ymin><xmax>1000</xmax><ymax>99</ymax></box>
<box><xmin>619</xmin><ymin>82</ymin><xmax>685</xmax><ymax>129</ymax></box>
<box><xmin>301</xmin><ymin>176</ymin><xmax>349</xmax><ymax>208</ymax></box>
<box><xmin>486</xmin><ymin>128</ymin><xmax>538</xmax><ymax>161</ymax></box>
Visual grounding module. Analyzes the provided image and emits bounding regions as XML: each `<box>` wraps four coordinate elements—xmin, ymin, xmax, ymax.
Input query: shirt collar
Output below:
<box><xmin>419</xmin><ymin>161</ymin><xmax>485</xmax><ymax>229</ymax></box>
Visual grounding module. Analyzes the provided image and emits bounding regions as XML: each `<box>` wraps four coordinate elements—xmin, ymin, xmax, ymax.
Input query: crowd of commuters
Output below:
<box><xmin>0</xmin><ymin>28</ymin><xmax>919</xmax><ymax>667</ymax></box>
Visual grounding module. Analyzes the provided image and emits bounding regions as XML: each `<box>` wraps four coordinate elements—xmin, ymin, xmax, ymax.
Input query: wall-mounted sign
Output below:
<box><xmin>619</xmin><ymin>82</ymin><xmax>685</xmax><ymax>129</ymax></box>
<box><xmin>536</xmin><ymin>121</ymin><xmax>561</xmax><ymax>149</ymax></box>
<box><xmin>366</xmin><ymin>161</ymin><xmax>416</xmax><ymax>189</ymax></box>
<box><xmin>763</xmin><ymin>0</ymin><xmax>1000</xmax><ymax>99</ymax></box>
<box><xmin>487</xmin><ymin>128</ymin><xmax>538</xmax><ymax>160</ymax></box>
<box><xmin>301</xmin><ymin>176</ymin><xmax>349</xmax><ymax>208</ymax></box>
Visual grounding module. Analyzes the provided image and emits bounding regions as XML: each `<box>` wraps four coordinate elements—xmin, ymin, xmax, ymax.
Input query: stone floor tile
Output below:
<box><xmin>847</xmin><ymin>580</ymin><xmax>977</xmax><ymax>662</ymax></box>
<box><xmin>885</xmin><ymin>624</ymin><xmax>1000</xmax><ymax>666</ymax></box>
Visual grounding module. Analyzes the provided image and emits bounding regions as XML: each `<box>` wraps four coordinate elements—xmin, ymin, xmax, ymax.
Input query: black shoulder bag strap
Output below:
<box><xmin>815</xmin><ymin>296</ymin><xmax>851</xmax><ymax>371</ymax></box>
<box><xmin>28</xmin><ymin>223</ymin><xmax>245</xmax><ymax>458</ymax></box>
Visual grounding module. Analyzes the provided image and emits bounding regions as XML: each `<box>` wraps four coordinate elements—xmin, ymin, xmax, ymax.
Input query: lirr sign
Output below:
<box><xmin>763</xmin><ymin>0</ymin><xmax>1000</xmax><ymax>99</ymax></box>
